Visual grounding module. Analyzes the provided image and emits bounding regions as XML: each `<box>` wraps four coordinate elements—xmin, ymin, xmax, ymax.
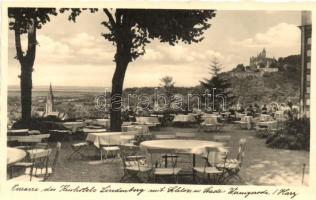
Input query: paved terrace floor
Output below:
<box><xmin>44</xmin><ymin>124</ymin><xmax>309</xmax><ymax>186</ymax></box>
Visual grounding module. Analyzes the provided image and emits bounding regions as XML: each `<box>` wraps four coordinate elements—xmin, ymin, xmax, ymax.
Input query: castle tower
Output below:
<box><xmin>262</xmin><ymin>48</ymin><xmax>266</xmax><ymax>57</ymax></box>
<box><xmin>45</xmin><ymin>83</ymin><xmax>55</xmax><ymax>114</ymax></box>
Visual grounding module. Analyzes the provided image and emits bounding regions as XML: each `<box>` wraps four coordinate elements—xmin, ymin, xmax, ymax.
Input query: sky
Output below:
<box><xmin>8</xmin><ymin>10</ymin><xmax>302</xmax><ymax>88</ymax></box>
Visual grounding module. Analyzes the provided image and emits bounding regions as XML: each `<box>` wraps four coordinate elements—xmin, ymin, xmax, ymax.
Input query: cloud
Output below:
<box><xmin>67</xmin><ymin>32</ymin><xmax>97</xmax><ymax>48</ymax></box>
<box><xmin>140</xmin><ymin>43</ymin><xmax>224</xmax><ymax>65</ymax></box>
<box><xmin>37</xmin><ymin>35</ymin><xmax>71</xmax><ymax>55</ymax></box>
<box><xmin>229</xmin><ymin>23</ymin><xmax>300</xmax><ymax>49</ymax></box>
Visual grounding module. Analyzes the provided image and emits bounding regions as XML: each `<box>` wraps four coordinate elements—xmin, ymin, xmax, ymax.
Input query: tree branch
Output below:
<box><xmin>103</xmin><ymin>9</ymin><xmax>116</xmax><ymax>28</ymax></box>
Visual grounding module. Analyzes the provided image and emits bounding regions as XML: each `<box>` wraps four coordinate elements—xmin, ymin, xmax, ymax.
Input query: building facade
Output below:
<box><xmin>299</xmin><ymin>11</ymin><xmax>312</xmax><ymax>118</ymax></box>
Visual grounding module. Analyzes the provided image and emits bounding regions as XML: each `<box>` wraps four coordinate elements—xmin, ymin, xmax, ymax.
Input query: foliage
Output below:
<box><xmin>100</xmin><ymin>9</ymin><xmax>216</xmax><ymax>130</ymax></box>
<box><xmin>200</xmin><ymin>58</ymin><xmax>235</xmax><ymax>110</ymax></box>
<box><xmin>101</xmin><ymin>9</ymin><xmax>216</xmax><ymax>62</ymax></box>
<box><xmin>266</xmin><ymin>118</ymin><xmax>310</xmax><ymax>150</ymax></box>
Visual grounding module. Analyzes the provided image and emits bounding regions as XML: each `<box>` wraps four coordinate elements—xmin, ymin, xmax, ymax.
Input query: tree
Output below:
<box><xmin>9</xmin><ymin>8</ymin><xmax>96</xmax><ymax>125</ymax></box>
<box><xmin>101</xmin><ymin>9</ymin><xmax>216</xmax><ymax>131</ymax></box>
<box><xmin>8</xmin><ymin>8</ymin><xmax>58</xmax><ymax>124</ymax></box>
<box><xmin>159</xmin><ymin>76</ymin><xmax>175</xmax><ymax>110</ymax></box>
<box><xmin>200</xmin><ymin>57</ymin><xmax>235</xmax><ymax>111</ymax></box>
<box><xmin>160</xmin><ymin>76</ymin><xmax>175</xmax><ymax>88</ymax></box>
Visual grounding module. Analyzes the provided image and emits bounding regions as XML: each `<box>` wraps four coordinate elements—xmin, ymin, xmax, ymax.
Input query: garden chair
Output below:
<box><xmin>216</xmin><ymin>138</ymin><xmax>247</xmax><ymax>184</ymax></box>
<box><xmin>31</xmin><ymin>134</ymin><xmax>51</xmax><ymax>148</ymax></box>
<box><xmin>236</xmin><ymin>116</ymin><xmax>252</xmax><ymax>130</ymax></box>
<box><xmin>119</xmin><ymin>144</ymin><xmax>152</xmax><ymax>183</ymax></box>
<box><xmin>200</xmin><ymin>117</ymin><xmax>224</xmax><ymax>132</ymax></box>
<box><xmin>68</xmin><ymin>141</ymin><xmax>91</xmax><ymax>160</ymax></box>
<box><xmin>25</xmin><ymin>142</ymin><xmax>62</xmax><ymax>181</ymax></box>
<box><xmin>147</xmin><ymin>148</ymin><xmax>182</xmax><ymax>183</ymax></box>
<box><xmin>193</xmin><ymin>147</ymin><xmax>227</xmax><ymax>184</ymax></box>
<box><xmin>99</xmin><ymin>135</ymin><xmax>120</xmax><ymax>161</ymax></box>
<box><xmin>9</xmin><ymin>148</ymin><xmax>52</xmax><ymax>182</ymax></box>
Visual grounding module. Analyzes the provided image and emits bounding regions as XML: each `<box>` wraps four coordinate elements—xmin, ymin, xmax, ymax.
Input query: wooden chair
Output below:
<box><xmin>68</xmin><ymin>141</ymin><xmax>91</xmax><ymax>160</ymax></box>
<box><xmin>147</xmin><ymin>148</ymin><xmax>182</xmax><ymax>183</ymax></box>
<box><xmin>9</xmin><ymin>148</ymin><xmax>52</xmax><ymax>182</ymax></box>
<box><xmin>24</xmin><ymin>142</ymin><xmax>62</xmax><ymax>181</ymax></box>
<box><xmin>216</xmin><ymin>138</ymin><xmax>247</xmax><ymax>184</ymax></box>
<box><xmin>193</xmin><ymin>147</ymin><xmax>227</xmax><ymax>184</ymax></box>
<box><xmin>119</xmin><ymin>144</ymin><xmax>152</xmax><ymax>182</ymax></box>
<box><xmin>200</xmin><ymin>117</ymin><xmax>224</xmax><ymax>132</ymax></box>
<box><xmin>100</xmin><ymin>135</ymin><xmax>120</xmax><ymax>161</ymax></box>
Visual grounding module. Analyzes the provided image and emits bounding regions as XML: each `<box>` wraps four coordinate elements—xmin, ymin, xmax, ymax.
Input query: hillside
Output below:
<box><xmin>226</xmin><ymin>54</ymin><xmax>301</xmax><ymax>105</ymax></box>
<box><xmin>122</xmin><ymin>54</ymin><xmax>301</xmax><ymax>107</ymax></box>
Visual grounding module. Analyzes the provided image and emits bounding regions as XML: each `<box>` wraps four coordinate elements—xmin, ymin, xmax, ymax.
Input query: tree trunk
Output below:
<box><xmin>15</xmin><ymin>18</ymin><xmax>36</xmax><ymax>125</ymax></box>
<box><xmin>110</xmin><ymin>43</ymin><xmax>130</xmax><ymax>131</ymax></box>
<box><xmin>20</xmin><ymin>64</ymin><xmax>33</xmax><ymax>123</ymax></box>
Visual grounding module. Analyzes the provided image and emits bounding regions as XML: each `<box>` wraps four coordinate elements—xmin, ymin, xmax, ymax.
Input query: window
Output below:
<box><xmin>307</xmin><ymin>62</ymin><xmax>311</xmax><ymax>69</ymax></box>
<box><xmin>307</xmin><ymin>50</ymin><xmax>311</xmax><ymax>57</ymax></box>
<box><xmin>306</xmin><ymin>87</ymin><xmax>310</xmax><ymax>94</ymax></box>
<box><xmin>306</xmin><ymin>99</ymin><xmax>310</xmax><ymax>105</ymax></box>
<box><xmin>306</xmin><ymin>74</ymin><xmax>310</xmax><ymax>82</ymax></box>
<box><xmin>307</xmin><ymin>37</ymin><xmax>311</xmax><ymax>45</ymax></box>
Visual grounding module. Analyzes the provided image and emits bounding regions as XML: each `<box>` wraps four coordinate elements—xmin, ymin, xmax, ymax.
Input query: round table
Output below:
<box><xmin>141</xmin><ymin>140</ymin><xmax>227</xmax><ymax>180</ymax></box>
<box><xmin>7</xmin><ymin>148</ymin><xmax>26</xmax><ymax>165</ymax></box>
<box><xmin>141</xmin><ymin>139</ymin><xmax>226</xmax><ymax>155</ymax></box>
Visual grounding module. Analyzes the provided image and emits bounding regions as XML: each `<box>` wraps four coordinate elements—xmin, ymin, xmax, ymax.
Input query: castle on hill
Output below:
<box><xmin>249</xmin><ymin>48</ymin><xmax>278</xmax><ymax>73</ymax></box>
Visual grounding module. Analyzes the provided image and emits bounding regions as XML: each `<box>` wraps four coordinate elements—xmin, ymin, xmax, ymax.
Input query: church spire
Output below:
<box><xmin>45</xmin><ymin>82</ymin><xmax>54</xmax><ymax>114</ymax></box>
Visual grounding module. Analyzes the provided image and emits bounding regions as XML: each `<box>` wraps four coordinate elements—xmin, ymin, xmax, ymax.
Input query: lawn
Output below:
<box><xmin>45</xmin><ymin>124</ymin><xmax>309</xmax><ymax>186</ymax></box>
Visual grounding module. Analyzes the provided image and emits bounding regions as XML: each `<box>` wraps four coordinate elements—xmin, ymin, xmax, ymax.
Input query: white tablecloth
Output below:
<box><xmin>121</xmin><ymin>125</ymin><xmax>150</xmax><ymax>135</ymax></box>
<box><xmin>258</xmin><ymin>121</ymin><xmax>278</xmax><ymax>130</ymax></box>
<box><xmin>141</xmin><ymin>139</ymin><xmax>226</xmax><ymax>156</ymax></box>
<box><xmin>173</xmin><ymin>114</ymin><xmax>196</xmax><ymax>122</ymax></box>
<box><xmin>136</xmin><ymin>117</ymin><xmax>160</xmax><ymax>126</ymax></box>
<box><xmin>260</xmin><ymin>114</ymin><xmax>273</xmax><ymax>122</ymax></box>
<box><xmin>63</xmin><ymin>122</ymin><xmax>86</xmax><ymax>131</ymax></box>
<box><xmin>86</xmin><ymin>132</ymin><xmax>133</xmax><ymax>148</ymax></box>
<box><xmin>7</xmin><ymin>148</ymin><xmax>26</xmax><ymax>165</ymax></box>
<box><xmin>91</xmin><ymin>119</ymin><xmax>110</xmax><ymax>128</ymax></box>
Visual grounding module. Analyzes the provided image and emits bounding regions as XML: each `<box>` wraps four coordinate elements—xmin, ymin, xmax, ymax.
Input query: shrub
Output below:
<box><xmin>266</xmin><ymin>117</ymin><xmax>310</xmax><ymax>150</ymax></box>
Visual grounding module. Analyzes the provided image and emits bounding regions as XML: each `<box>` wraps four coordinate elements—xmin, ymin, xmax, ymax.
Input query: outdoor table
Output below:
<box><xmin>236</xmin><ymin>113</ymin><xmax>246</xmax><ymax>119</ymax></box>
<box><xmin>63</xmin><ymin>122</ymin><xmax>86</xmax><ymax>132</ymax></box>
<box><xmin>260</xmin><ymin>114</ymin><xmax>273</xmax><ymax>122</ymax></box>
<box><xmin>173</xmin><ymin>114</ymin><xmax>197</xmax><ymax>123</ymax></box>
<box><xmin>82</xmin><ymin>128</ymin><xmax>107</xmax><ymax>133</ymax></box>
<box><xmin>86</xmin><ymin>132</ymin><xmax>132</xmax><ymax>148</ymax></box>
<box><xmin>237</xmin><ymin>116</ymin><xmax>253</xmax><ymax>130</ymax></box>
<box><xmin>91</xmin><ymin>119</ymin><xmax>110</xmax><ymax>128</ymax></box>
<box><xmin>136</xmin><ymin>117</ymin><xmax>160</xmax><ymax>127</ymax></box>
<box><xmin>201</xmin><ymin>113</ymin><xmax>220</xmax><ymax>120</ymax></box>
<box><xmin>140</xmin><ymin>139</ymin><xmax>227</xmax><ymax>180</ymax></box>
<box><xmin>7</xmin><ymin>129</ymin><xmax>29</xmax><ymax>136</ymax></box>
<box><xmin>258</xmin><ymin>120</ymin><xmax>278</xmax><ymax>130</ymax></box>
<box><xmin>7</xmin><ymin>147</ymin><xmax>26</xmax><ymax>166</ymax></box>
<box><xmin>121</xmin><ymin>125</ymin><xmax>150</xmax><ymax>135</ymax></box>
